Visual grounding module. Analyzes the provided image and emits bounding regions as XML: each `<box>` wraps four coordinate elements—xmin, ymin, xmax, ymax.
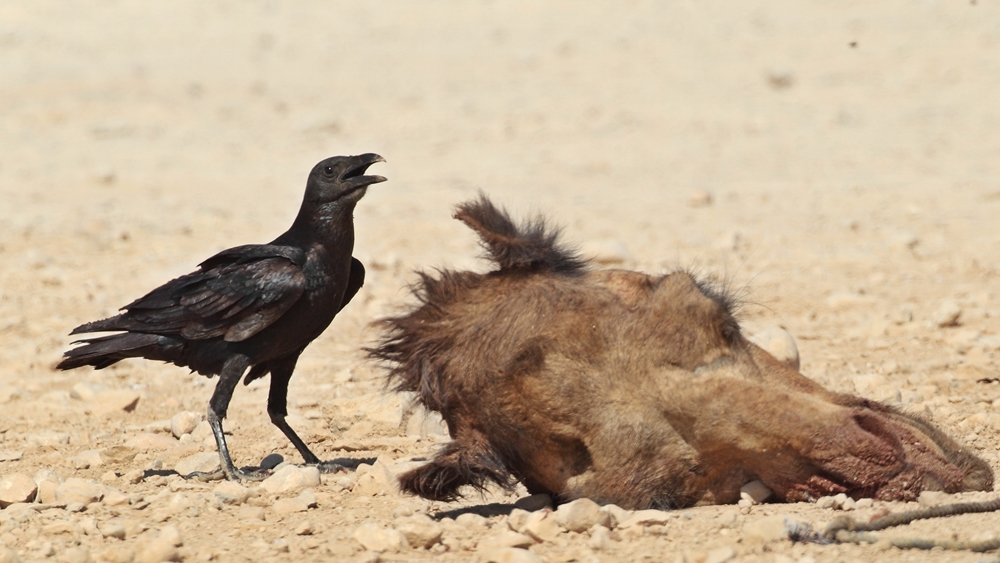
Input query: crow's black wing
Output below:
<box><xmin>338</xmin><ymin>258</ymin><xmax>365</xmax><ymax>313</ymax></box>
<box><xmin>72</xmin><ymin>245</ymin><xmax>307</xmax><ymax>342</ymax></box>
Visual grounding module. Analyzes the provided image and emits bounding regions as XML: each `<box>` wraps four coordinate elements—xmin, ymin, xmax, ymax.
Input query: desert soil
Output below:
<box><xmin>2</xmin><ymin>1</ymin><xmax>1000</xmax><ymax>562</ymax></box>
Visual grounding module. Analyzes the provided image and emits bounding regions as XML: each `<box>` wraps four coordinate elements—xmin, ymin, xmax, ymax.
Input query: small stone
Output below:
<box><xmin>102</xmin><ymin>523</ymin><xmax>127</xmax><ymax>540</ymax></box>
<box><xmin>295</xmin><ymin>521</ymin><xmax>314</xmax><ymax>536</ymax></box>
<box><xmin>600</xmin><ymin>504</ymin><xmax>631</xmax><ymax>528</ymax></box>
<box><xmin>479</xmin><ymin>530</ymin><xmax>535</xmax><ymax>550</ymax></box>
<box><xmin>740</xmin><ymin>480</ymin><xmax>773</xmax><ymax>504</ymax></box>
<box><xmin>0</xmin><ymin>451</ymin><xmax>22</xmax><ymax>462</ymax></box>
<box><xmin>95</xmin><ymin>546</ymin><xmax>133</xmax><ymax>563</ymax></box>
<box><xmin>273</xmin><ymin>496</ymin><xmax>310</xmax><ymax>515</ymax></box>
<box><xmin>855</xmin><ymin>498</ymin><xmax>874</xmax><ymax>509</ymax></box>
<box><xmin>353</xmin><ymin>523</ymin><xmax>408</xmax><ymax>553</ymax></box>
<box><xmin>66</xmin><ymin>502</ymin><xmax>87</xmax><ymax>513</ymax></box>
<box><xmin>705</xmin><ymin>546</ymin><xmax>736</xmax><ymax>563</ymax></box>
<box><xmin>513</xmin><ymin>494</ymin><xmax>553</xmax><ymax>512</ymax></box>
<box><xmin>481</xmin><ymin>547</ymin><xmax>543</xmax><ymax>563</ymax></box>
<box><xmin>212</xmin><ymin>481</ymin><xmax>251</xmax><ymax>505</ymax></box>
<box><xmin>55</xmin><ymin>478</ymin><xmax>104</xmax><ymax>505</ymax></box>
<box><xmin>238</xmin><ymin>506</ymin><xmax>266</xmax><ymax>521</ymax></box>
<box><xmin>259</xmin><ymin>453</ymin><xmax>284</xmax><ymax>470</ymax></box>
<box><xmin>122</xmin><ymin>469</ymin><xmax>144</xmax><ymax>485</ymax></box>
<box><xmin>190</xmin><ymin>420</ymin><xmax>213</xmax><ymax>442</ymax></box>
<box><xmin>70</xmin><ymin>449</ymin><xmax>105</xmax><ymax>470</ymax></box>
<box><xmin>124</xmin><ymin>433</ymin><xmax>177</xmax><ymax>451</ymax></box>
<box><xmin>688</xmin><ymin>190</ymin><xmax>713</xmax><ymax>208</ymax></box>
<box><xmin>0</xmin><ymin>548</ymin><xmax>19</xmax><ymax>563</ymax></box>
<box><xmin>588</xmin><ymin>525</ymin><xmax>613</xmax><ymax>550</ymax></box>
<box><xmin>520</xmin><ymin>511</ymin><xmax>561</xmax><ymax>542</ymax></box>
<box><xmin>934</xmin><ymin>302</ymin><xmax>962</xmax><ymax>327</ymax></box>
<box><xmin>618</xmin><ymin>509</ymin><xmax>672</xmax><ymax>529</ymax></box>
<box><xmin>742</xmin><ymin>515</ymin><xmax>788</xmax><ymax>543</ymax></box>
<box><xmin>918</xmin><ymin>490</ymin><xmax>950</xmax><ymax>507</ymax></box>
<box><xmin>261</xmin><ymin>465</ymin><xmax>320</xmax><ymax>494</ymax></box>
<box><xmin>507</xmin><ymin>508</ymin><xmax>531</xmax><ymax>532</ymax></box>
<box><xmin>832</xmin><ymin>493</ymin><xmax>848</xmax><ymax>509</ymax></box>
<box><xmin>169</xmin><ymin>412</ymin><xmax>201</xmax><ymax>439</ymax></box>
<box><xmin>70</xmin><ymin>382</ymin><xmax>107</xmax><ymax>401</ymax></box>
<box><xmin>841</xmin><ymin>497</ymin><xmax>856</xmax><ymax>511</ymax></box>
<box><xmin>748</xmin><ymin>327</ymin><xmax>800</xmax><ymax>370</ymax></box>
<box><xmin>60</xmin><ymin>547</ymin><xmax>91</xmax><ymax>563</ymax></box>
<box><xmin>0</xmin><ymin>473</ymin><xmax>37</xmax><ymax>507</ymax></box>
<box><xmin>136</xmin><ymin>525</ymin><xmax>182</xmax><ymax>563</ymax></box>
<box><xmin>815</xmin><ymin>496</ymin><xmax>835</xmax><ymax>509</ymax></box>
<box><xmin>103</xmin><ymin>488</ymin><xmax>129</xmax><ymax>507</ymax></box>
<box><xmin>174</xmin><ymin>452</ymin><xmax>220</xmax><ymax>475</ymax></box>
<box><xmin>352</xmin><ymin>459</ymin><xmax>397</xmax><ymax>496</ymax></box>
<box><xmin>555</xmin><ymin>498</ymin><xmax>610</xmax><ymax>532</ymax></box>
<box><xmin>455</xmin><ymin>512</ymin><xmax>489</xmax><ymax>531</ymax></box>
<box><xmin>394</xmin><ymin>515</ymin><xmax>443</xmax><ymax>548</ymax></box>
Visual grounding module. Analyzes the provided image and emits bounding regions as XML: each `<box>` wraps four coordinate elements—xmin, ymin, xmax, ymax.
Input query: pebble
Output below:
<box><xmin>174</xmin><ymin>452</ymin><xmax>220</xmax><ymax>476</ymax></box>
<box><xmin>617</xmin><ymin>509</ymin><xmax>673</xmax><ymax>529</ymax></box>
<box><xmin>918</xmin><ymin>490</ymin><xmax>950</xmax><ymax>506</ymax></box>
<box><xmin>705</xmin><ymin>545</ymin><xmax>736</xmax><ymax>563</ymax></box>
<box><xmin>237</xmin><ymin>506</ymin><xmax>266</xmax><ymax>521</ymax></box>
<box><xmin>273</xmin><ymin>489</ymin><xmax>317</xmax><ymax>515</ymax></box>
<box><xmin>600</xmin><ymin>504</ymin><xmax>631</xmax><ymax>528</ymax></box>
<box><xmin>0</xmin><ymin>451</ymin><xmax>22</xmax><ymax>462</ymax></box>
<box><xmin>455</xmin><ymin>512</ymin><xmax>490</xmax><ymax>532</ymax></box>
<box><xmin>742</xmin><ymin>515</ymin><xmax>788</xmax><ymax>543</ymax></box>
<box><xmin>136</xmin><ymin>525</ymin><xmax>182</xmax><ymax>563</ymax></box>
<box><xmin>478</xmin><ymin>530</ymin><xmax>535</xmax><ymax>550</ymax></box>
<box><xmin>55</xmin><ymin>478</ymin><xmax>104</xmax><ymax>505</ymax></box>
<box><xmin>212</xmin><ymin>481</ymin><xmax>251</xmax><ymax>505</ymax></box>
<box><xmin>101</xmin><ymin>523</ymin><xmax>127</xmax><ymax>540</ymax></box>
<box><xmin>352</xmin><ymin>459</ymin><xmax>397</xmax><ymax>496</ymax></box>
<box><xmin>506</xmin><ymin>509</ymin><xmax>531</xmax><ymax>532</ymax></box>
<box><xmin>70</xmin><ymin>449</ymin><xmax>104</xmax><ymax>469</ymax></box>
<box><xmin>740</xmin><ymin>480</ymin><xmax>773</xmax><ymax>504</ymax></box>
<box><xmin>124</xmin><ymin>433</ymin><xmax>178</xmax><ymax>451</ymax></box>
<box><xmin>295</xmin><ymin>520</ymin><xmax>314</xmax><ymax>536</ymax></box>
<box><xmin>934</xmin><ymin>302</ymin><xmax>962</xmax><ymax>327</ymax></box>
<box><xmin>353</xmin><ymin>523</ymin><xmax>408</xmax><ymax>553</ymax></box>
<box><xmin>96</xmin><ymin>546</ymin><xmax>134</xmax><ymax>563</ymax></box>
<box><xmin>588</xmin><ymin>525</ymin><xmax>613</xmax><ymax>550</ymax></box>
<box><xmin>170</xmin><ymin>411</ymin><xmax>202</xmax><ymax>438</ymax></box>
<box><xmin>554</xmin><ymin>498</ymin><xmax>610</xmax><ymax>532</ymax></box>
<box><xmin>0</xmin><ymin>474</ymin><xmax>37</xmax><ymax>508</ymax></box>
<box><xmin>513</xmin><ymin>494</ymin><xmax>552</xmax><ymax>512</ymax></box>
<box><xmin>520</xmin><ymin>511</ymin><xmax>561</xmax><ymax>542</ymax></box>
<box><xmin>393</xmin><ymin>515</ymin><xmax>444</xmax><ymax>548</ymax></box>
<box><xmin>688</xmin><ymin>190</ymin><xmax>714</xmax><ymax>208</ymax></box>
<box><xmin>855</xmin><ymin>498</ymin><xmax>874</xmax><ymax>509</ymax></box>
<box><xmin>261</xmin><ymin>465</ymin><xmax>320</xmax><ymax>494</ymax></box>
<box><xmin>481</xmin><ymin>547</ymin><xmax>543</xmax><ymax>563</ymax></box>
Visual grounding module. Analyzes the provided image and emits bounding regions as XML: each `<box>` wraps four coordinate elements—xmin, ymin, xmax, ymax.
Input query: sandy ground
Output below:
<box><xmin>2</xmin><ymin>1</ymin><xmax>1000</xmax><ymax>562</ymax></box>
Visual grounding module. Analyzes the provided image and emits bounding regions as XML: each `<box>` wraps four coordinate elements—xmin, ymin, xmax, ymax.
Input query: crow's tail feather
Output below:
<box><xmin>57</xmin><ymin>333</ymin><xmax>183</xmax><ymax>370</ymax></box>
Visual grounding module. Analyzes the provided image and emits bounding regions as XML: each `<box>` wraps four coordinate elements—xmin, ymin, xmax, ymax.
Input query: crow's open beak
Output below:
<box><xmin>342</xmin><ymin>153</ymin><xmax>386</xmax><ymax>190</ymax></box>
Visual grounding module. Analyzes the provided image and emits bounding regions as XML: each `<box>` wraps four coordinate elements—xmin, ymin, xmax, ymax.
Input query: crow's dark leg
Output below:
<box><xmin>188</xmin><ymin>354</ymin><xmax>266</xmax><ymax>482</ymax></box>
<box><xmin>267</xmin><ymin>354</ymin><xmax>344</xmax><ymax>473</ymax></box>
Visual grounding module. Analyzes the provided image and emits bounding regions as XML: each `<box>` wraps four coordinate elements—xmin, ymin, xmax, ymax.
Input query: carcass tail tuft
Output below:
<box><xmin>398</xmin><ymin>440</ymin><xmax>516</xmax><ymax>502</ymax></box>
<box><xmin>454</xmin><ymin>195</ymin><xmax>586</xmax><ymax>274</ymax></box>
<box><xmin>57</xmin><ymin>333</ymin><xmax>180</xmax><ymax>370</ymax></box>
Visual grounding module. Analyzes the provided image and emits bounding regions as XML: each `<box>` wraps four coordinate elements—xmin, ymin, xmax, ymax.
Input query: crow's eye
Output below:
<box><xmin>323</xmin><ymin>166</ymin><xmax>334</xmax><ymax>175</ymax></box>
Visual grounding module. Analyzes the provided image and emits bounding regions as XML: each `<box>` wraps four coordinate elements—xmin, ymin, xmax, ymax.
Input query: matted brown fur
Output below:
<box><xmin>369</xmin><ymin>196</ymin><xmax>993</xmax><ymax>510</ymax></box>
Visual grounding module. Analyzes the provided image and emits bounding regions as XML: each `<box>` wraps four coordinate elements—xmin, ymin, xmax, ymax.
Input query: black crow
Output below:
<box><xmin>57</xmin><ymin>153</ymin><xmax>385</xmax><ymax>480</ymax></box>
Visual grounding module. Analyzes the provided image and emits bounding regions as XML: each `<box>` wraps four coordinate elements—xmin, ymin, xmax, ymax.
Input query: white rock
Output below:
<box><xmin>55</xmin><ymin>478</ymin><xmax>104</xmax><ymax>505</ymax></box>
<box><xmin>455</xmin><ymin>512</ymin><xmax>489</xmax><ymax>531</ymax></box>
<box><xmin>688</xmin><ymin>190</ymin><xmax>713</xmax><ymax>208</ymax></box>
<box><xmin>705</xmin><ymin>545</ymin><xmax>736</xmax><ymax>563</ymax></box>
<box><xmin>742</xmin><ymin>515</ymin><xmax>788</xmax><ymax>543</ymax></box>
<box><xmin>101</xmin><ymin>523</ymin><xmax>127</xmax><ymax>540</ymax></box>
<box><xmin>588</xmin><ymin>525</ymin><xmax>613</xmax><ymax>550</ymax></box>
<box><xmin>125</xmin><ymin>433</ymin><xmax>178</xmax><ymax>451</ymax></box>
<box><xmin>295</xmin><ymin>520</ymin><xmax>314</xmax><ymax>536</ymax></box>
<box><xmin>394</xmin><ymin>515</ymin><xmax>443</xmax><ymax>548</ymax></box>
<box><xmin>136</xmin><ymin>525</ymin><xmax>182</xmax><ymax>563</ymax></box>
<box><xmin>170</xmin><ymin>411</ymin><xmax>202</xmax><ymax>438</ymax></box>
<box><xmin>174</xmin><ymin>452</ymin><xmax>220</xmax><ymax>476</ymax></box>
<box><xmin>855</xmin><ymin>498</ymin><xmax>874</xmax><ymax>509</ymax></box>
<box><xmin>740</xmin><ymin>480</ymin><xmax>773</xmax><ymax>504</ymax></box>
<box><xmin>352</xmin><ymin>459</ymin><xmax>397</xmax><ymax>496</ymax></box>
<box><xmin>212</xmin><ymin>481</ymin><xmax>251</xmax><ymax>505</ymax></box>
<box><xmin>353</xmin><ymin>523</ymin><xmax>408</xmax><ymax>553</ymax></box>
<box><xmin>0</xmin><ymin>450</ymin><xmax>22</xmax><ymax>462</ymax></box>
<box><xmin>261</xmin><ymin>465</ymin><xmax>320</xmax><ymax>494</ymax></box>
<box><xmin>70</xmin><ymin>449</ymin><xmax>104</xmax><ymax>469</ymax></box>
<box><xmin>600</xmin><ymin>504</ymin><xmax>631</xmax><ymax>528</ymax></box>
<box><xmin>274</xmin><ymin>496</ymin><xmax>310</xmax><ymax>515</ymax></box>
<box><xmin>507</xmin><ymin>508</ymin><xmax>531</xmax><ymax>532</ymax></box>
<box><xmin>481</xmin><ymin>547</ymin><xmax>543</xmax><ymax>563</ymax></box>
<box><xmin>190</xmin><ymin>420</ymin><xmax>213</xmax><ymax>442</ymax></box>
<box><xmin>0</xmin><ymin>473</ymin><xmax>37</xmax><ymax>507</ymax></box>
<box><xmin>918</xmin><ymin>490</ymin><xmax>950</xmax><ymax>507</ymax></box>
<box><xmin>749</xmin><ymin>327</ymin><xmax>800</xmax><ymax>370</ymax></box>
<box><xmin>617</xmin><ymin>509</ymin><xmax>672</xmax><ymax>529</ymax></box>
<box><xmin>520</xmin><ymin>511</ymin><xmax>561</xmax><ymax>542</ymax></box>
<box><xmin>555</xmin><ymin>498</ymin><xmax>610</xmax><ymax>532</ymax></box>
<box><xmin>815</xmin><ymin>496</ymin><xmax>835</xmax><ymax>509</ymax></box>
<box><xmin>832</xmin><ymin>493</ymin><xmax>848</xmax><ymax>509</ymax></box>
<box><xmin>934</xmin><ymin>302</ymin><xmax>962</xmax><ymax>327</ymax></box>
<box><xmin>478</xmin><ymin>530</ymin><xmax>535</xmax><ymax>550</ymax></box>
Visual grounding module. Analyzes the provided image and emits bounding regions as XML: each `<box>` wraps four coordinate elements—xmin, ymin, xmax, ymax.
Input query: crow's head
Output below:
<box><xmin>305</xmin><ymin>153</ymin><xmax>386</xmax><ymax>206</ymax></box>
